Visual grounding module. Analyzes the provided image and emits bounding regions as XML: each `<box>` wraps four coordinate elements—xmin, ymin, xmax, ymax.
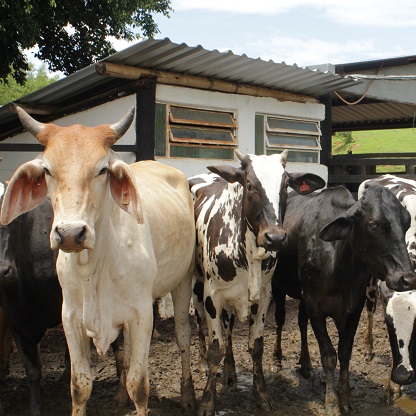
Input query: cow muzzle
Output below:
<box><xmin>0</xmin><ymin>261</ymin><xmax>17</xmax><ymax>286</ymax></box>
<box><xmin>51</xmin><ymin>222</ymin><xmax>95</xmax><ymax>252</ymax></box>
<box><xmin>257</xmin><ymin>228</ymin><xmax>287</xmax><ymax>251</ymax></box>
<box><xmin>391</xmin><ymin>364</ymin><xmax>416</xmax><ymax>385</ymax></box>
<box><xmin>386</xmin><ymin>271</ymin><xmax>416</xmax><ymax>292</ymax></box>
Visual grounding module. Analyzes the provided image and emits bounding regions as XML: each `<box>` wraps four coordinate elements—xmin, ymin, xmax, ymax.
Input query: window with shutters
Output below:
<box><xmin>155</xmin><ymin>104</ymin><xmax>237</xmax><ymax>159</ymax></box>
<box><xmin>255</xmin><ymin>114</ymin><xmax>321</xmax><ymax>163</ymax></box>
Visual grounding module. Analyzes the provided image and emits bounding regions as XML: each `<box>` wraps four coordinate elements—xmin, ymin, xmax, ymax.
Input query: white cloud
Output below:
<box><xmin>172</xmin><ymin>0</ymin><xmax>416</xmax><ymax>27</ymax></box>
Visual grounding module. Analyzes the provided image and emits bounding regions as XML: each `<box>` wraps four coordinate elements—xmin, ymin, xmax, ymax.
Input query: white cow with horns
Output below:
<box><xmin>0</xmin><ymin>107</ymin><xmax>196</xmax><ymax>416</ymax></box>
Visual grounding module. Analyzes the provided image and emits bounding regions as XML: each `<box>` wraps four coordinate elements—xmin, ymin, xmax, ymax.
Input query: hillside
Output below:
<box><xmin>332</xmin><ymin>128</ymin><xmax>416</xmax><ymax>173</ymax></box>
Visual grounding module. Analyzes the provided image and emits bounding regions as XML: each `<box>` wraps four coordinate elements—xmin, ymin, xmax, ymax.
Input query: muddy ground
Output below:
<box><xmin>2</xmin><ymin>297</ymin><xmax>416</xmax><ymax>416</ymax></box>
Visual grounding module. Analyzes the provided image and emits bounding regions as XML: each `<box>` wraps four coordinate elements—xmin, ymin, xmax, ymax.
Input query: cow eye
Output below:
<box><xmin>98</xmin><ymin>167</ymin><xmax>108</xmax><ymax>175</ymax></box>
<box><xmin>43</xmin><ymin>167</ymin><xmax>51</xmax><ymax>176</ymax></box>
<box><xmin>369</xmin><ymin>222</ymin><xmax>381</xmax><ymax>231</ymax></box>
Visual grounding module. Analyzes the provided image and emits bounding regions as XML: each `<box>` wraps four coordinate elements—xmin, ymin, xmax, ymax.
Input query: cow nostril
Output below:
<box><xmin>400</xmin><ymin>274</ymin><xmax>413</xmax><ymax>290</ymax></box>
<box><xmin>77</xmin><ymin>226</ymin><xmax>87</xmax><ymax>243</ymax></box>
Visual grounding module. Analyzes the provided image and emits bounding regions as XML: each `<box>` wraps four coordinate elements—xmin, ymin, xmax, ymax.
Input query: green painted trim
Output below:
<box><xmin>154</xmin><ymin>103</ymin><xmax>167</xmax><ymax>157</ymax></box>
<box><xmin>255</xmin><ymin>114</ymin><xmax>265</xmax><ymax>155</ymax></box>
<box><xmin>170</xmin><ymin>146</ymin><xmax>234</xmax><ymax>159</ymax></box>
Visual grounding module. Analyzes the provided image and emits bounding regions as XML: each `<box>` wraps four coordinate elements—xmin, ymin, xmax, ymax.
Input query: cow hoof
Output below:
<box><xmin>297</xmin><ymin>366</ymin><xmax>312</xmax><ymax>379</ymax></box>
<box><xmin>254</xmin><ymin>390</ymin><xmax>277</xmax><ymax>412</ymax></box>
<box><xmin>114</xmin><ymin>390</ymin><xmax>130</xmax><ymax>406</ymax></box>
<box><xmin>271</xmin><ymin>359</ymin><xmax>283</xmax><ymax>373</ymax></box>
<box><xmin>222</xmin><ymin>370</ymin><xmax>238</xmax><ymax>386</ymax></box>
<box><xmin>197</xmin><ymin>403</ymin><xmax>215</xmax><ymax>416</ymax></box>
<box><xmin>325</xmin><ymin>403</ymin><xmax>341</xmax><ymax>416</ymax></box>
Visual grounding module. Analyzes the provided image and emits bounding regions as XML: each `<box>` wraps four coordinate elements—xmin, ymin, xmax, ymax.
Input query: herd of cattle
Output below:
<box><xmin>0</xmin><ymin>106</ymin><xmax>416</xmax><ymax>416</ymax></box>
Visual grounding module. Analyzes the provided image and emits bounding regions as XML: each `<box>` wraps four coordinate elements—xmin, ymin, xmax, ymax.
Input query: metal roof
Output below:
<box><xmin>332</xmin><ymin>100</ymin><xmax>416</xmax><ymax>131</ymax></box>
<box><xmin>0</xmin><ymin>37</ymin><xmax>359</xmax><ymax>140</ymax></box>
<box><xmin>332</xmin><ymin>54</ymin><xmax>416</xmax><ymax>131</ymax></box>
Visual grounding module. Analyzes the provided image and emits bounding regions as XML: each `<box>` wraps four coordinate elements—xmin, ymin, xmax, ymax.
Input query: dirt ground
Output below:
<box><xmin>2</xmin><ymin>297</ymin><xmax>416</xmax><ymax>416</ymax></box>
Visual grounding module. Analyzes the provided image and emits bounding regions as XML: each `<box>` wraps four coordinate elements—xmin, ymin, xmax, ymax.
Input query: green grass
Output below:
<box><xmin>332</xmin><ymin>128</ymin><xmax>416</xmax><ymax>154</ymax></box>
<box><xmin>332</xmin><ymin>128</ymin><xmax>416</xmax><ymax>173</ymax></box>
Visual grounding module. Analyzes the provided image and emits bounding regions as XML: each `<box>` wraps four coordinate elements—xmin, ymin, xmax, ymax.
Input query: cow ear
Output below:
<box><xmin>288</xmin><ymin>172</ymin><xmax>326</xmax><ymax>195</ymax></box>
<box><xmin>207</xmin><ymin>165</ymin><xmax>244</xmax><ymax>185</ymax></box>
<box><xmin>1</xmin><ymin>159</ymin><xmax>47</xmax><ymax>225</ymax></box>
<box><xmin>319</xmin><ymin>216</ymin><xmax>354</xmax><ymax>241</ymax></box>
<box><xmin>109</xmin><ymin>160</ymin><xmax>144</xmax><ymax>224</ymax></box>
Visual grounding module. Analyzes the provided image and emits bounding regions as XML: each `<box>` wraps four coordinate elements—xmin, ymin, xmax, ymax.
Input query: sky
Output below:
<box><xmin>27</xmin><ymin>0</ymin><xmax>416</xmax><ymax>72</ymax></box>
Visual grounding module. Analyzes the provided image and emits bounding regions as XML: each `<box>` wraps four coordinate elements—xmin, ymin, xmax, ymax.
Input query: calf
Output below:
<box><xmin>189</xmin><ymin>150</ymin><xmax>325</xmax><ymax>415</ymax></box>
<box><xmin>1</xmin><ymin>107</ymin><xmax>196</xmax><ymax>416</ymax></box>
<box><xmin>272</xmin><ymin>183</ymin><xmax>416</xmax><ymax>415</ymax></box>
<box><xmin>358</xmin><ymin>175</ymin><xmax>416</xmax><ymax>400</ymax></box>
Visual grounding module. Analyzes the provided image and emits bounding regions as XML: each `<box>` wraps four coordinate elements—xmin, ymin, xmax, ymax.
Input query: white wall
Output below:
<box><xmin>0</xmin><ymin>85</ymin><xmax>327</xmax><ymax>184</ymax></box>
<box><xmin>156</xmin><ymin>84</ymin><xmax>327</xmax><ymax>181</ymax></box>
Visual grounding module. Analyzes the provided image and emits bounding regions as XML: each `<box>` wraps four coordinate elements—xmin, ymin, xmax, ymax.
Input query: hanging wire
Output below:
<box><xmin>334</xmin><ymin>63</ymin><xmax>384</xmax><ymax>106</ymax></box>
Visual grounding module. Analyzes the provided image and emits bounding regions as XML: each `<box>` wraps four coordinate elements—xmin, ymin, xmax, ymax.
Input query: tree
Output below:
<box><xmin>0</xmin><ymin>0</ymin><xmax>172</xmax><ymax>85</ymax></box>
<box><xmin>0</xmin><ymin>65</ymin><xmax>60</xmax><ymax>105</ymax></box>
<box><xmin>332</xmin><ymin>131</ymin><xmax>353</xmax><ymax>154</ymax></box>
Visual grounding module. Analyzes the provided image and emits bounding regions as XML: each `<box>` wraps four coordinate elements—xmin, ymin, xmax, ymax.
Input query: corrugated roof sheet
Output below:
<box><xmin>332</xmin><ymin>101</ymin><xmax>416</xmax><ymax>131</ymax></box>
<box><xmin>0</xmin><ymin>38</ymin><xmax>359</xmax><ymax>140</ymax></box>
<box><xmin>104</xmin><ymin>38</ymin><xmax>358</xmax><ymax>95</ymax></box>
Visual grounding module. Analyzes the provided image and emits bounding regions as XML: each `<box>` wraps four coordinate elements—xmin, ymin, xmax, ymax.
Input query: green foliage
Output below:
<box><xmin>332</xmin><ymin>131</ymin><xmax>353</xmax><ymax>153</ymax></box>
<box><xmin>0</xmin><ymin>0</ymin><xmax>172</xmax><ymax>84</ymax></box>
<box><xmin>0</xmin><ymin>65</ymin><xmax>60</xmax><ymax>105</ymax></box>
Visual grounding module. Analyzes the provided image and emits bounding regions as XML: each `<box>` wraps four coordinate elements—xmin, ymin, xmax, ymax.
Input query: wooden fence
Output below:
<box><xmin>328</xmin><ymin>153</ymin><xmax>416</xmax><ymax>195</ymax></box>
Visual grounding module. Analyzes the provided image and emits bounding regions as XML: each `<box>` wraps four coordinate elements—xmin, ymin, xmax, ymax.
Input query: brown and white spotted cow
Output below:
<box><xmin>359</xmin><ymin>175</ymin><xmax>416</xmax><ymax>401</ymax></box>
<box><xmin>189</xmin><ymin>150</ymin><xmax>325</xmax><ymax>416</ymax></box>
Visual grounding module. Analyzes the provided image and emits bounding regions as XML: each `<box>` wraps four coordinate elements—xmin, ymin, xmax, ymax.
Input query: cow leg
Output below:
<box><xmin>273</xmin><ymin>287</ymin><xmax>286</xmax><ymax>371</ymax></box>
<box><xmin>221</xmin><ymin>306</ymin><xmax>237</xmax><ymax>386</ymax></box>
<box><xmin>192</xmin><ymin>276</ymin><xmax>208</xmax><ymax>375</ymax></box>
<box><xmin>384</xmin><ymin>368</ymin><xmax>402</xmax><ymax>404</ymax></box>
<box><xmin>171</xmin><ymin>272</ymin><xmax>196</xmax><ymax>413</ymax></box>
<box><xmin>111</xmin><ymin>332</ymin><xmax>129</xmax><ymax>406</ymax></box>
<box><xmin>309</xmin><ymin>315</ymin><xmax>340</xmax><ymax>416</ymax></box>
<box><xmin>0</xmin><ymin>308</ymin><xmax>12</xmax><ymax>378</ymax></box>
<box><xmin>62</xmin><ymin>312</ymin><xmax>92</xmax><ymax>416</ymax></box>
<box><xmin>364</xmin><ymin>277</ymin><xmax>377</xmax><ymax>361</ymax></box>
<box><xmin>11</xmin><ymin>331</ymin><xmax>42</xmax><ymax>416</ymax></box>
<box><xmin>198</xmin><ymin>294</ymin><xmax>224</xmax><ymax>416</ymax></box>
<box><xmin>125</xmin><ymin>303</ymin><xmax>153</xmax><ymax>416</ymax></box>
<box><xmin>298</xmin><ymin>299</ymin><xmax>312</xmax><ymax>379</ymax></box>
<box><xmin>249</xmin><ymin>286</ymin><xmax>276</xmax><ymax>412</ymax></box>
<box><xmin>337</xmin><ymin>302</ymin><xmax>364</xmax><ymax>415</ymax></box>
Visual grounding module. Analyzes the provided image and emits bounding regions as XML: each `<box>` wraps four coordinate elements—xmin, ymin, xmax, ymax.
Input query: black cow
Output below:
<box><xmin>0</xmin><ymin>187</ymin><xmax>62</xmax><ymax>416</ymax></box>
<box><xmin>272</xmin><ymin>183</ymin><xmax>416</xmax><ymax>415</ymax></box>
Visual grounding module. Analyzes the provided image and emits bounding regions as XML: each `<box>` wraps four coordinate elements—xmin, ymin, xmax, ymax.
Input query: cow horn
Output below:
<box><xmin>280</xmin><ymin>149</ymin><xmax>289</xmax><ymax>167</ymax></box>
<box><xmin>110</xmin><ymin>107</ymin><xmax>136</xmax><ymax>140</ymax></box>
<box><xmin>15</xmin><ymin>106</ymin><xmax>45</xmax><ymax>137</ymax></box>
<box><xmin>235</xmin><ymin>149</ymin><xmax>246</xmax><ymax>161</ymax></box>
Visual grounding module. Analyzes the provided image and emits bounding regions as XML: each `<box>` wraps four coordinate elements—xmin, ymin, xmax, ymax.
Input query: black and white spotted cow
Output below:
<box><xmin>359</xmin><ymin>175</ymin><xmax>416</xmax><ymax>400</ymax></box>
<box><xmin>272</xmin><ymin>183</ymin><xmax>416</xmax><ymax>415</ymax></box>
<box><xmin>189</xmin><ymin>149</ymin><xmax>325</xmax><ymax>416</ymax></box>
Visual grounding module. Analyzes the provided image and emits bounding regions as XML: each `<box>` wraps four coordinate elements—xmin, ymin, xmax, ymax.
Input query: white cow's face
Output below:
<box><xmin>41</xmin><ymin>129</ymin><xmax>111</xmax><ymax>251</ymax></box>
<box><xmin>0</xmin><ymin>107</ymin><xmax>142</xmax><ymax>253</ymax></box>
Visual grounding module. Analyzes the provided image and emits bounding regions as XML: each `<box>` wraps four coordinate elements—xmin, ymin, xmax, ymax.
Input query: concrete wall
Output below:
<box><xmin>0</xmin><ymin>85</ymin><xmax>328</xmax><ymax>184</ymax></box>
